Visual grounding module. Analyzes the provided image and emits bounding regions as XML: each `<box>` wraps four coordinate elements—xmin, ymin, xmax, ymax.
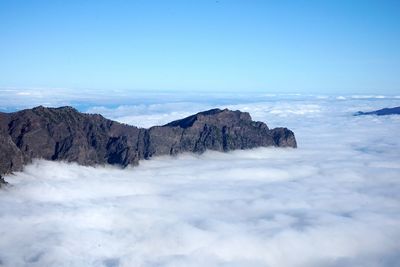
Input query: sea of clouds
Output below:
<box><xmin>1</xmin><ymin>95</ymin><xmax>400</xmax><ymax>267</ymax></box>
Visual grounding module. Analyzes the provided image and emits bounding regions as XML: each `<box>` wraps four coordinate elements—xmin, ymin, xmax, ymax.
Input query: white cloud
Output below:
<box><xmin>85</xmin><ymin>96</ymin><xmax>400</xmax><ymax>130</ymax></box>
<box><xmin>350</xmin><ymin>95</ymin><xmax>387</xmax><ymax>99</ymax></box>
<box><xmin>86</xmin><ymin>102</ymin><xmax>214</xmax><ymax>128</ymax></box>
<box><xmin>1</xmin><ymin>98</ymin><xmax>400</xmax><ymax>266</ymax></box>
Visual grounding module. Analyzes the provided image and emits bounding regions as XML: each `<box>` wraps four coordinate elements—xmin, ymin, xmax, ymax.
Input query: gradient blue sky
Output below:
<box><xmin>0</xmin><ymin>0</ymin><xmax>399</xmax><ymax>94</ymax></box>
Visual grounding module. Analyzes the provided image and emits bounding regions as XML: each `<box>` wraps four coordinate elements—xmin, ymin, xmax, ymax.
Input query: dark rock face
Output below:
<box><xmin>0</xmin><ymin>106</ymin><xmax>296</xmax><ymax>175</ymax></box>
<box><xmin>0</xmin><ymin>175</ymin><xmax>7</xmax><ymax>187</ymax></box>
<box><xmin>355</xmin><ymin>106</ymin><xmax>400</xmax><ymax>116</ymax></box>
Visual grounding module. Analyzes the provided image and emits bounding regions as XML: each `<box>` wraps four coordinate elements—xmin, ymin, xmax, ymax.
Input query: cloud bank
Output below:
<box><xmin>1</xmin><ymin>98</ymin><xmax>400</xmax><ymax>267</ymax></box>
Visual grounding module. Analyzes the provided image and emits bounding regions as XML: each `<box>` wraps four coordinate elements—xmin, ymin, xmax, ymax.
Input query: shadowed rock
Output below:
<box><xmin>0</xmin><ymin>175</ymin><xmax>7</xmax><ymax>187</ymax></box>
<box><xmin>355</xmin><ymin>106</ymin><xmax>400</xmax><ymax>116</ymax></box>
<box><xmin>0</xmin><ymin>106</ymin><xmax>296</xmax><ymax>176</ymax></box>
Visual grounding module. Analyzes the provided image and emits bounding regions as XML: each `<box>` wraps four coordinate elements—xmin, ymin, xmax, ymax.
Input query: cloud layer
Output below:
<box><xmin>1</xmin><ymin>97</ymin><xmax>400</xmax><ymax>267</ymax></box>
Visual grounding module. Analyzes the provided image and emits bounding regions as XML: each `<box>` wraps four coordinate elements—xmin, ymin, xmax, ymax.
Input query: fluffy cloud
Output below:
<box><xmin>82</xmin><ymin>94</ymin><xmax>400</xmax><ymax>129</ymax></box>
<box><xmin>0</xmin><ymin>97</ymin><xmax>400</xmax><ymax>267</ymax></box>
<box><xmin>86</xmin><ymin>102</ymin><xmax>213</xmax><ymax>128</ymax></box>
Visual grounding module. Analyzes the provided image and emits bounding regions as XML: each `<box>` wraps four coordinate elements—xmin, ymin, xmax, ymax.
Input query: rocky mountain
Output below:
<box><xmin>0</xmin><ymin>106</ymin><xmax>296</xmax><ymax>178</ymax></box>
<box><xmin>355</xmin><ymin>106</ymin><xmax>400</xmax><ymax>116</ymax></box>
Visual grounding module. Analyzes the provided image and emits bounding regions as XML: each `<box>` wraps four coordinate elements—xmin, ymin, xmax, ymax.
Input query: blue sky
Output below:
<box><xmin>0</xmin><ymin>0</ymin><xmax>399</xmax><ymax>94</ymax></box>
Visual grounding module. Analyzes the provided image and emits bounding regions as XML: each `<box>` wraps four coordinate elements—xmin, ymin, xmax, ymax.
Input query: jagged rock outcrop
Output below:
<box><xmin>355</xmin><ymin>106</ymin><xmax>400</xmax><ymax>116</ymax></box>
<box><xmin>0</xmin><ymin>106</ymin><xmax>297</xmax><ymax>175</ymax></box>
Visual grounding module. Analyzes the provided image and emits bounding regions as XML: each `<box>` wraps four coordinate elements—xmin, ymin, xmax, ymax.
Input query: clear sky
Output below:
<box><xmin>0</xmin><ymin>0</ymin><xmax>399</xmax><ymax>94</ymax></box>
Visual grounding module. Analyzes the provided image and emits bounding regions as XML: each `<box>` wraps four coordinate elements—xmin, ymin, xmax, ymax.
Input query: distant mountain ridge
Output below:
<box><xmin>0</xmin><ymin>106</ymin><xmax>296</xmax><ymax>178</ymax></box>
<box><xmin>355</xmin><ymin>106</ymin><xmax>400</xmax><ymax>116</ymax></box>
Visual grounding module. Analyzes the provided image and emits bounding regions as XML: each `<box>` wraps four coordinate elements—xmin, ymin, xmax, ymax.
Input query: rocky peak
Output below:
<box><xmin>164</xmin><ymin>108</ymin><xmax>252</xmax><ymax>128</ymax></box>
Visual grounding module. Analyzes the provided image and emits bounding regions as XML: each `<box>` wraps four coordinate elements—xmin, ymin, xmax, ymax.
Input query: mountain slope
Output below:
<box><xmin>0</xmin><ymin>106</ymin><xmax>297</xmax><ymax>176</ymax></box>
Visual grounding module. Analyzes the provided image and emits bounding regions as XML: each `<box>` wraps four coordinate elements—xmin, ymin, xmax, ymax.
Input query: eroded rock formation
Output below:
<box><xmin>0</xmin><ymin>106</ymin><xmax>297</xmax><ymax>176</ymax></box>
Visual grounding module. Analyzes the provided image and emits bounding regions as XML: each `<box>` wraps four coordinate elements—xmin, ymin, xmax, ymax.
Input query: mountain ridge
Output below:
<box><xmin>355</xmin><ymin>106</ymin><xmax>400</xmax><ymax>116</ymax></box>
<box><xmin>0</xmin><ymin>106</ymin><xmax>297</xmax><ymax>180</ymax></box>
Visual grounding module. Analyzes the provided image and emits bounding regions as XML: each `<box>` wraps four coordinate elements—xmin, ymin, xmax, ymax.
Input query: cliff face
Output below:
<box><xmin>0</xmin><ymin>106</ymin><xmax>297</xmax><ymax>176</ymax></box>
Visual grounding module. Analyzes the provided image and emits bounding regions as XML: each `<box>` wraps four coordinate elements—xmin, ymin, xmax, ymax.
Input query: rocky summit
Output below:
<box><xmin>0</xmin><ymin>106</ymin><xmax>296</xmax><ymax>176</ymax></box>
